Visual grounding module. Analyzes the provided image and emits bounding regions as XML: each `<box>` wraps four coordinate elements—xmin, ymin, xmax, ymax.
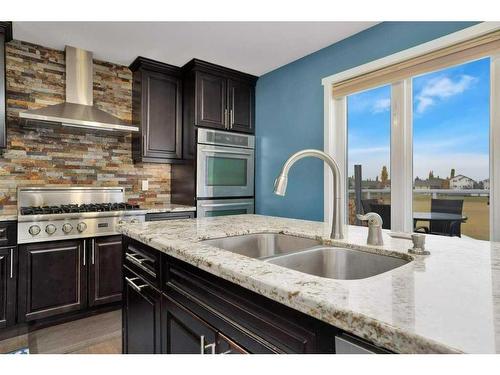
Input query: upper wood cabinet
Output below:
<box><xmin>183</xmin><ymin>59</ymin><xmax>257</xmax><ymax>135</ymax></box>
<box><xmin>130</xmin><ymin>57</ymin><xmax>183</xmax><ymax>163</ymax></box>
<box><xmin>0</xmin><ymin>22</ymin><xmax>13</xmax><ymax>149</ymax></box>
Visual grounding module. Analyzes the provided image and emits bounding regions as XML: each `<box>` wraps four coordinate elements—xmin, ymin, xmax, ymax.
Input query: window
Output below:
<box><xmin>324</xmin><ymin>25</ymin><xmax>500</xmax><ymax>241</ymax></box>
<box><xmin>412</xmin><ymin>58</ymin><xmax>490</xmax><ymax>239</ymax></box>
<box><xmin>347</xmin><ymin>85</ymin><xmax>391</xmax><ymax>227</ymax></box>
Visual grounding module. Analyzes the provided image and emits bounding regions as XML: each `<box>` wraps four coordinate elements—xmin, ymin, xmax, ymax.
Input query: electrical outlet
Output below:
<box><xmin>141</xmin><ymin>180</ymin><xmax>149</xmax><ymax>191</ymax></box>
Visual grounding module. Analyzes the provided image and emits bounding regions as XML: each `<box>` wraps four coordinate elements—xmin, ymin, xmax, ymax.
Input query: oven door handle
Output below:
<box><xmin>199</xmin><ymin>148</ymin><xmax>253</xmax><ymax>156</ymax></box>
<box><xmin>199</xmin><ymin>202</ymin><xmax>252</xmax><ymax>208</ymax></box>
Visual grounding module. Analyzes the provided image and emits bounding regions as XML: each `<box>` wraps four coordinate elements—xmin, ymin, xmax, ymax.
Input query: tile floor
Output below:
<box><xmin>0</xmin><ymin>309</ymin><xmax>122</xmax><ymax>354</ymax></box>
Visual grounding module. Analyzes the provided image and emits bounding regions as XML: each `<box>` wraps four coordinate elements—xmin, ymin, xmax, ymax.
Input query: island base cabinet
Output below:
<box><xmin>162</xmin><ymin>295</ymin><xmax>218</xmax><ymax>354</ymax></box>
<box><xmin>122</xmin><ymin>237</ymin><xmax>392</xmax><ymax>355</ymax></box>
<box><xmin>123</xmin><ymin>267</ymin><xmax>161</xmax><ymax>354</ymax></box>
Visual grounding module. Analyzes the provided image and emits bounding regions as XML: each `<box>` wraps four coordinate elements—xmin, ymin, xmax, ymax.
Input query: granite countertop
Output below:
<box><xmin>0</xmin><ymin>204</ymin><xmax>196</xmax><ymax>222</ymax></box>
<box><xmin>0</xmin><ymin>209</ymin><xmax>18</xmax><ymax>222</ymax></box>
<box><xmin>143</xmin><ymin>204</ymin><xmax>196</xmax><ymax>214</ymax></box>
<box><xmin>117</xmin><ymin>214</ymin><xmax>500</xmax><ymax>354</ymax></box>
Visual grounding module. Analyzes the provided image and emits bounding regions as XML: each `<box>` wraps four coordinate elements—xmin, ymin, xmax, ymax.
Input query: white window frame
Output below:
<box><xmin>322</xmin><ymin>22</ymin><xmax>500</xmax><ymax>241</ymax></box>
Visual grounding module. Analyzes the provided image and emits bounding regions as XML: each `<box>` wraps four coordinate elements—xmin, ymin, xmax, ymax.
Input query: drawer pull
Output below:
<box><xmin>125</xmin><ymin>276</ymin><xmax>149</xmax><ymax>293</ymax></box>
<box><xmin>200</xmin><ymin>335</ymin><xmax>216</xmax><ymax>354</ymax></box>
<box><xmin>10</xmin><ymin>248</ymin><xmax>14</xmax><ymax>279</ymax></box>
<box><xmin>126</xmin><ymin>252</ymin><xmax>146</xmax><ymax>264</ymax></box>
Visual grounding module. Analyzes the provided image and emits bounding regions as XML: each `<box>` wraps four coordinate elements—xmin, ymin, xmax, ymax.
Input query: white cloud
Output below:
<box><xmin>372</xmin><ymin>98</ymin><xmax>391</xmax><ymax>113</ymax></box>
<box><xmin>415</xmin><ymin>74</ymin><xmax>477</xmax><ymax>114</ymax></box>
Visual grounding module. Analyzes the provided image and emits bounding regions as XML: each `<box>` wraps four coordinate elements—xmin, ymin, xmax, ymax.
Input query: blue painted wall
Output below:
<box><xmin>255</xmin><ymin>21</ymin><xmax>478</xmax><ymax>221</ymax></box>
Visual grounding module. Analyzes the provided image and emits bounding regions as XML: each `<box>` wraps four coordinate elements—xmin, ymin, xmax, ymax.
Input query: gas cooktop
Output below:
<box><xmin>20</xmin><ymin>202</ymin><xmax>141</xmax><ymax>216</ymax></box>
<box><xmin>17</xmin><ymin>186</ymin><xmax>147</xmax><ymax>244</ymax></box>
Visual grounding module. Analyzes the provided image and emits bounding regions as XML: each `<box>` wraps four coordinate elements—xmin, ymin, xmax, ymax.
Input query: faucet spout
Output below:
<box><xmin>273</xmin><ymin>149</ymin><xmax>344</xmax><ymax>240</ymax></box>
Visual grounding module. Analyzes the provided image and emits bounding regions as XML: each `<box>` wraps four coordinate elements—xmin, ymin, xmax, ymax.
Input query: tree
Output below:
<box><xmin>429</xmin><ymin>170</ymin><xmax>434</xmax><ymax>179</ymax></box>
<box><xmin>381</xmin><ymin>166</ymin><xmax>389</xmax><ymax>185</ymax></box>
<box><xmin>450</xmin><ymin>168</ymin><xmax>455</xmax><ymax>179</ymax></box>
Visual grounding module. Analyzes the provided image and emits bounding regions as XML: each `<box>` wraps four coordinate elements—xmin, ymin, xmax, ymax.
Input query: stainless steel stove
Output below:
<box><xmin>17</xmin><ymin>187</ymin><xmax>146</xmax><ymax>244</ymax></box>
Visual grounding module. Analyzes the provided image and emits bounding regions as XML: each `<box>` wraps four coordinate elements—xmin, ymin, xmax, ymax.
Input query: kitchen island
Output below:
<box><xmin>117</xmin><ymin>214</ymin><xmax>500</xmax><ymax>354</ymax></box>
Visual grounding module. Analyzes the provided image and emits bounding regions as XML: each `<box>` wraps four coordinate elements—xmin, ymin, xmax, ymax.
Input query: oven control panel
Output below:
<box><xmin>18</xmin><ymin>215</ymin><xmax>145</xmax><ymax>244</ymax></box>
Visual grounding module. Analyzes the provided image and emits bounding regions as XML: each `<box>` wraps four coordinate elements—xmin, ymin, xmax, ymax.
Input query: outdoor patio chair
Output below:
<box><xmin>415</xmin><ymin>198</ymin><xmax>464</xmax><ymax>237</ymax></box>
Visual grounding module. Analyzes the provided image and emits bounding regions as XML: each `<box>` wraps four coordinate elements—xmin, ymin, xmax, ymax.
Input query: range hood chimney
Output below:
<box><xmin>20</xmin><ymin>46</ymin><xmax>138</xmax><ymax>133</ymax></box>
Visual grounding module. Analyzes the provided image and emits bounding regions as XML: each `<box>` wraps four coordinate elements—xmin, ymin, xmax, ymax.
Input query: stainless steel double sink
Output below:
<box><xmin>203</xmin><ymin>233</ymin><xmax>410</xmax><ymax>280</ymax></box>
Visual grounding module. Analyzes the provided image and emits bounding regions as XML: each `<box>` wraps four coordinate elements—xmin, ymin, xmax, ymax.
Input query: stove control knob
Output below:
<box><xmin>77</xmin><ymin>222</ymin><xmax>87</xmax><ymax>233</ymax></box>
<box><xmin>45</xmin><ymin>224</ymin><xmax>57</xmax><ymax>235</ymax></box>
<box><xmin>29</xmin><ymin>225</ymin><xmax>41</xmax><ymax>236</ymax></box>
<box><xmin>62</xmin><ymin>223</ymin><xmax>73</xmax><ymax>234</ymax></box>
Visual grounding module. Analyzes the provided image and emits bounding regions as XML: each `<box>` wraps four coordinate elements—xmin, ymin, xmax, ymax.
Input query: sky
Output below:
<box><xmin>347</xmin><ymin>57</ymin><xmax>490</xmax><ymax>182</ymax></box>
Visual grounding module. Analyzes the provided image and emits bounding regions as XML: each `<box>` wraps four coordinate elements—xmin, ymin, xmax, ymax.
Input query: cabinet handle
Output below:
<box><xmin>125</xmin><ymin>276</ymin><xmax>149</xmax><ymax>293</ymax></box>
<box><xmin>83</xmin><ymin>240</ymin><xmax>86</xmax><ymax>266</ymax></box>
<box><xmin>126</xmin><ymin>252</ymin><xmax>147</xmax><ymax>265</ymax></box>
<box><xmin>224</xmin><ymin>109</ymin><xmax>228</xmax><ymax>129</ymax></box>
<box><xmin>91</xmin><ymin>239</ymin><xmax>95</xmax><ymax>265</ymax></box>
<box><xmin>200</xmin><ymin>335</ymin><xmax>216</xmax><ymax>354</ymax></box>
<box><xmin>230</xmin><ymin>109</ymin><xmax>234</xmax><ymax>128</ymax></box>
<box><xmin>10</xmin><ymin>248</ymin><xmax>14</xmax><ymax>279</ymax></box>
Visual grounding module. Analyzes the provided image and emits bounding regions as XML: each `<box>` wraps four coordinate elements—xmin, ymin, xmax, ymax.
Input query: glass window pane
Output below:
<box><xmin>206</xmin><ymin>157</ymin><xmax>247</xmax><ymax>186</ymax></box>
<box><xmin>347</xmin><ymin>85</ymin><xmax>391</xmax><ymax>228</ymax></box>
<box><xmin>412</xmin><ymin>58</ymin><xmax>490</xmax><ymax>240</ymax></box>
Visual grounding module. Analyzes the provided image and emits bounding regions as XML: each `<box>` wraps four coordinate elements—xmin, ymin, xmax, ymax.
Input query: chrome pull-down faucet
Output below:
<box><xmin>273</xmin><ymin>149</ymin><xmax>344</xmax><ymax>240</ymax></box>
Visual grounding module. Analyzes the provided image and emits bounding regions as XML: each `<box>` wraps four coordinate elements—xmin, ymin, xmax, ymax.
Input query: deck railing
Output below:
<box><xmin>348</xmin><ymin>188</ymin><xmax>490</xmax><ymax>199</ymax></box>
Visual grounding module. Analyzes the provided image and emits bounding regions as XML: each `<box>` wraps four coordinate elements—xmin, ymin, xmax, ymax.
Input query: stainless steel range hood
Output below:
<box><xmin>19</xmin><ymin>46</ymin><xmax>138</xmax><ymax>133</ymax></box>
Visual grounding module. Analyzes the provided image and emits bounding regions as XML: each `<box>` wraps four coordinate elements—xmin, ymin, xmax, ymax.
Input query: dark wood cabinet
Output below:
<box><xmin>228</xmin><ymin>79</ymin><xmax>254</xmax><ymax>133</ymax></box>
<box><xmin>0</xmin><ymin>246</ymin><xmax>16</xmax><ymax>328</ymax></box>
<box><xmin>183</xmin><ymin>59</ymin><xmax>257</xmax><ymax>135</ymax></box>
<box><xmin>18</xmin><ymin>239</ymin><xmax>87</xmax><ymax>322</ymax></box>
<box><xmin>121</xmin><ymin>237</ymin><xmax>343</xmax><ymax>355</ymax></box>
<box><xmin>89</xmin><ymin>236</ymin><xmax>123</xmax><ymax>307</ymax></box>
<box><xmin>130</xmin><ymin>57</ymin><xmax>183</xmax><ymax>163</ymax></box>
<box><xmin>195</xmin><ymin>72</ymin><xmax>227</xmax><ymax>130</ymax></box>
<box><xmin>0</xmin><ymin>22</ymin><xmax>13</xmax><ymax>149</ymax></box>
<box><xmin>162</xmin><ymin>295</ymin><xmax>218</xmax><ymax>354</ymax></box>
<box><xmin>123</xmin><ymin>266</ymin><xmax>161</xmax><ymax>354</ymax></box>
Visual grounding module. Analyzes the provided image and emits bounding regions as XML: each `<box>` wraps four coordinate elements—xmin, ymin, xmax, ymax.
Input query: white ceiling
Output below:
<box><xmin>13</xmin><ymin>22</ymin><xmax>378</xmax><ymax>76</ymax></box>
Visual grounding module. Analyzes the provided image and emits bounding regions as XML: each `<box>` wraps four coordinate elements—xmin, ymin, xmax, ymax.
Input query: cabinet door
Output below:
<box><xmin>162</xmin><ymin>295</ymin><xmax>218</xmax><ymax>354</ymax></box>
<box><xmin>89</xmin><ymin>236</ymin><xmax>122</xmax><ymax>307</ymax></box>
<box><xmin>143</xmin><ymin>70</ymin><xmax>182</xmax><ymax>160</ymax></box>
<box><xmin>216</xmin><ymin>332</ymin><xmax>249</xmax><ymax>354</ymax></box>
<box><xmin>0</xmin><ymin>247</ymin><xmax>16</xmax><ymax>328</ymax></box>
<box><xmin>123</xmin><ymin>267</ymin><xmax>161</xmax><ymax>354</ymax></box>
<box><xmin>18</xmin><ymin>240</ymin><xmax>87</xmax><ymax>322</ymax></box>
<box><xmin>195</xmin><ymin>72</ymin><xmax>227</xmax><ymax>130</ymax></box>
<box><xmin>228</xmin><ymin>79</ymin><xmax>254</xmax><ymax>134</ymax></box>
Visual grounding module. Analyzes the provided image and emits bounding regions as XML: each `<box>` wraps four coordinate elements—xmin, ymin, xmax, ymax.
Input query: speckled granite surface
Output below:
<box><xmin>0</xmin><ymin>209</ymin><xmax>17</xmax><ymax>222</ymax></box>
<box><xmin>143</xmin><ymin>204</ymin><xmax>196</xmax><ymax>213</ymax></box>
<box><xmin>117</xmin><ymin>214</ymin><xmax>500</xmax><ymax>354</ymax></box>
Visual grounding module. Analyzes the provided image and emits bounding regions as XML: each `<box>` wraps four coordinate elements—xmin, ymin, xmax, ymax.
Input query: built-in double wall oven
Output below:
<box><xmin>196</xmin><ymin>128</ymin><xmax>255</xmax><ymax>217</ymax></box>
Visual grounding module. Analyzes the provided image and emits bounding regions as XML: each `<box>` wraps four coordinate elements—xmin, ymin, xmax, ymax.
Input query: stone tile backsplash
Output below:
<box><xmin>0</xmin><ymin>40</ymin><xmax>171</xmax><ymax>209</ymax></box>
